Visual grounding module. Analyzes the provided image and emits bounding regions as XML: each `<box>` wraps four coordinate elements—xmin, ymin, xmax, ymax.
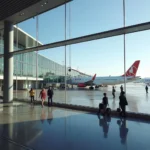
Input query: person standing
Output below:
<box><xmin>102</xmin><ymin>93</ymin><xmax>108</xmax><ymax>113</ymax></box>
<box><xmin>145</xmin><ymin>85</ymin><xmax>148</xmax><ymax>94</ymax></box>
<box><xmin>29</xmin><ymin>88</ymin><xmax>35</xmax><ymax>103</ymax></box>
<box><xmin>119</xmin><ymin>91</ymin><xmax>128</xmax><ymax>117</ymax></box>
<box><xmin>47</xmin><ymin>86</ymin><xmax>54</xmax><ymax>106</ymax></box>
<box><xmin>120</xmin><ymin>85</ymin><xmax>123</xmax><ymax>92</ymax></box>
<box><xmin>112</xmin><ymin>86</ymin><xmax>116</xmax><ymax>98</ymax></box>
<box><xmin>98</xmin><ymin>93</ymin><xmax>109</xmax><ymax>114</ymax></box>
<box><xmin>39</xmin><ymin>88</ymin><xmax>47</xmax><ymax>107</ymax></box>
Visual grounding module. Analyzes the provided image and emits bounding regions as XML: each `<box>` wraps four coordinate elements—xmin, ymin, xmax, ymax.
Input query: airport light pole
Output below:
<box><xmin>36</xmin><ymin>15</ymin><xmax>39</xmax><ymax>100</ymax></box>
<box><xmin>64</xmin><ymin>2</ymin><xmax>67</xmax><ymax>104</ymax></box>
<box><xmin>123</xmin><ymin>0</ymin><xmax>126</xmax><ymax>94</ymax></box>
<box><xmin>16</xmin><ymin>24</ymin><xmax>18</xmax><ymax>98</ymax></box>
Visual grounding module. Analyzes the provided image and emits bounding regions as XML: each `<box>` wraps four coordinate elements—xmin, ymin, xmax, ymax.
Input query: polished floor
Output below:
<box><xmin>9</xmin><ymin>83</ymin><xmax>150</xmax><ymax>114</ymax></box>
<box><xmin>0</xmin><ymin>104</ymin><xmax>150</xmax><ymax>150</ymax></box>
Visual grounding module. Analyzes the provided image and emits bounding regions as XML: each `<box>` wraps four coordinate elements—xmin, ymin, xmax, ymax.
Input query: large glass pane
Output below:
<box><xmin>36</xmin><ymin>47</ymin><xmax>66</xmax><ymax>103</ymax></box>
<box><xmin>10</xmin><ymin>0</ymin><xmax>150</xmax><ymax>116</ymax></box>
<box><xmin>70</xmin><ymin>0</ymin><xmax>123</xmax><ymax>39</ymax></box>
<box><xmin>21</xmin><ymin>0</ymin><xmax>125</xmax><ymax>45</ymax></box>
<box><xmin>14</xmin><ymin>46</ymin><xmax>66</xmax><ymax>103</ymax></box>
<box><xmin>15</xmin><ymin>18</ymin><xmax>38</xmax><ymax>50</ymax></box>
<box><xmin>38</xmin><ymin>5</ymin><xmax>65</xmax><ymax>44</ymax></box>
<box><xmin>59</xmin><ymin>36</ymin><xmax>124</xmax><ymax>109</ymax></box>
<box><xmin>126</xmin><ymin>30</ymin><xmax>150</xmax><ymax>114</ymax></box>
<box><xmin>126</xmin><ymin>0</ymin><xmax>150</xmax><ymax>26</ymax></box>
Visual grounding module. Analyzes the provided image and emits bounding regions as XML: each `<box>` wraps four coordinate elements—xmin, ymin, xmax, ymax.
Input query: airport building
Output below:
<box><xmin>0</xmin><ymin>26</ymin><xmax>91</xmax><ymax>90</ymax></box>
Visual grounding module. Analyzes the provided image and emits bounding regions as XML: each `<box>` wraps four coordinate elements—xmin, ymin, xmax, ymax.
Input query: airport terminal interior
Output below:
<box><xmin>1</xmin><ymin>0</ymin><xmax>150</xmax><ymax>149</ymax></box>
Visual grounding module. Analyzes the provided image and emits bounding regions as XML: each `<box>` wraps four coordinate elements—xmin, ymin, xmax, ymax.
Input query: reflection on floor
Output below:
<box><xmin>0</xmin><ymin>103</ymin><xmax>150</xmax><ymax>150</ymax></box>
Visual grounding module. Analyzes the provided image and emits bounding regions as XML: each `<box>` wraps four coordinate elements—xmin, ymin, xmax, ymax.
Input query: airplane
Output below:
<box><xmin>69</xmin><ymin>60</ymin><xmax>141</xmax><ymax>89</ymax></box>
<box><xmin>68</xmin><ymin>74</ymin><xmax>97</xmax><ymax>88</ymax></box>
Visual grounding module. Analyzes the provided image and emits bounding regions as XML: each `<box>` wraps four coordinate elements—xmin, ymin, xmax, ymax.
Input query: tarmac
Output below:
<box><xmin>10</xmin><ymin>82</ymin><xmax>150</xmax><ymax>114</ymax></box>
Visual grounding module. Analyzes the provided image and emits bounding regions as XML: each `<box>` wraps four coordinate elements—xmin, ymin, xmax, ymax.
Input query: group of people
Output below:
<box><xmin>29</xmin><ymin>87</ymin><xmax>54</xmax><ymax>107</ymax></box>
<box><xmin>99</xmin><ymin>86</ymin><xmax>128</xmax><ymax>117</ymax></box>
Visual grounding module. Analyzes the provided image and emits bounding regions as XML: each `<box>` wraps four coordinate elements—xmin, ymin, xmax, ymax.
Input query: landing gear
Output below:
<box><xmin>95</xmin><ymin>85</ymin><xmax>99</xmax><ymax>89</ymax></box>
<box><xmin>89</xmin><ymin>86</ymin><xmax>94</xmax><ymax>90</ymax></box>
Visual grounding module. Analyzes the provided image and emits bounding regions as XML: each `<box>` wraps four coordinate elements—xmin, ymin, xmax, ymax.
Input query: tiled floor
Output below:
<box><xmin>0</xmin><ymin>103</ymin><xmax>150</xmax><ymax>150</ymax></box>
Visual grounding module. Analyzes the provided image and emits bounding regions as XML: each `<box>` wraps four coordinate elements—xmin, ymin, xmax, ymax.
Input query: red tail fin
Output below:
<box><xmin>122</xmin><ymin>60</ymin><xmax>140</xmax><ymax>77</ymax></box>
<box><xmin>92</xmin><ymin>74</ymin><xmax>96</xmax><ymax>80</ymax></box>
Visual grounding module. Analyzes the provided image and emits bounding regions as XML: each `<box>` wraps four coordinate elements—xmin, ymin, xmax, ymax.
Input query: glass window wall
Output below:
<box><xmin>0</xmin><ymin>0</ymin><xmax>149</xmax><ymax>114</ymax></box>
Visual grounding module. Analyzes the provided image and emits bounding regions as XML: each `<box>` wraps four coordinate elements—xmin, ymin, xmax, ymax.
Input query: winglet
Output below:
<box><xmin>122</xmin><ymin>60</ymin><xmax>140</xmax><ymax>77</ymax></box>
<box><xmin>92</xmin><ymin>74</ymin><xmax>96</xmax><ymax>81</ymax></box>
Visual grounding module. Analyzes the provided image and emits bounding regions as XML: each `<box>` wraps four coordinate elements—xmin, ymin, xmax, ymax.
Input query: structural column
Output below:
<box><xmin>3</xmin><ymin>21</ymin><xmax>13</xmax><ymax>103</ymax></box>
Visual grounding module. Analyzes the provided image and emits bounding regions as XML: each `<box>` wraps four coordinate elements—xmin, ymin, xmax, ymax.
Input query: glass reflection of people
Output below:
<box><xmin>98</xmin><ymin>115</ymin><xmax>110</xmax><ymax>138</ymax></box>
<box><xmin>40</xmin><ymin>108</ymin><xmax>46</xmax><ymax>124</ymax></box>
<box><xmin>47</xmin><ymin>107</ymin><xmax>53</xmax><ymax>125</ymax></box>
<box><xmin>117</xmin><ymin>119</ymin><xmax>129</xmax><ymax>145</ymax></box>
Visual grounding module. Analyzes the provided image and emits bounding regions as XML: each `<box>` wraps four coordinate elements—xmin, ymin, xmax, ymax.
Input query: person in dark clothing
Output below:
<box><xmin>119</xmin><ymin>91</ymin><xmax>128</xmax><ymax>117</ymax></box>
<box><xmin>102</xmin><ymin>93</ymin><xmax>108</xmax><ymax>112</ymax></box>
<box><xmin>145</xmin><ymin>85</ymin><xmax>148</xmax><ymax>94</ymax></box>
<box><xmin>47</xmin><ymin>87</ymin><xmax>54</xmax><ymax>106</ymax></box>
<box><xmin>120</xmin><ymin>85</ymin><xmax>123</xmax><ymax>92</ymax></box>
<box><xmin>98</xmin><ymin>93</ymin><xmax>109</xmax><ymax>114</ymax></box>
<box><xmin>112</xmin><ymin>86</ymin><xmax>116</xmax><ymax>98</ymax></box>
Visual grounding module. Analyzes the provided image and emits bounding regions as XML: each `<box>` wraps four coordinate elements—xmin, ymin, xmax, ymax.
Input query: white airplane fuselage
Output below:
<box><xmin>93</xmin><ymin>76</ymin><xmax>139</xmax><ymax>85</ymax></box>
<box><xmin>70</xmin><ymin>76</ymin><xmax>140</xmax><ymax>86</ymax></box>
<box><xmin>70</xmin><ymin>77</ymin><xmax>92</xmax><ymax>85</ymax></box>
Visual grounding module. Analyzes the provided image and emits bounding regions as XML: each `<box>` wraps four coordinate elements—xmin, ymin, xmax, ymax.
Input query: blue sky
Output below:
<box><xmin>18</xmin><ymin>0</ymin><xmax>150</xmax><ymax>77</ymax></box>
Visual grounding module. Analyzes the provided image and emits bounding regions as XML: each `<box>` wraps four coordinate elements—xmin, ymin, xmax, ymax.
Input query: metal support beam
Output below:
<box><xmin>0</xmin><ymin>21</ymin><xmax>150</xmax><ymax>58</ymax></box>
